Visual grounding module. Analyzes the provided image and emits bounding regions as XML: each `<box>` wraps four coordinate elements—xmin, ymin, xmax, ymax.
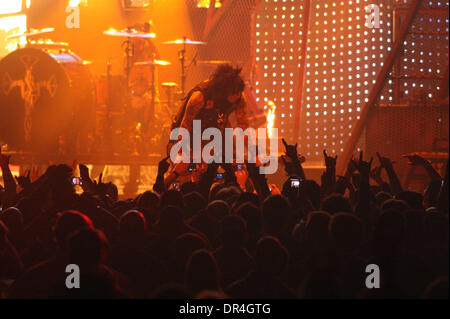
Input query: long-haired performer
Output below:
<box><xmin>165</xmin><ymin>64</ymin><xmax>250</xmax><ymax>184</ymax></box>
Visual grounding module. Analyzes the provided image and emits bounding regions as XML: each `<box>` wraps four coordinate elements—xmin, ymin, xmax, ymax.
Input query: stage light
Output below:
<box><xmin>121</xmin><ymin>0</ymin><xmax>150</xmax><ymax>9</ymax></box>
<box><xmin>0</xmin><ymin>14</ymin><xmax>27</xmax><ymax>56</ymax></box>
<box><xmin>0</xmin><ymin>0</ymin><xmax>22</xmax><ymax>14</ymax></box>
<box><xmin>196</xmin><ymin>0</ymin><xmax>222</xmax><ymax>9</ymax></box>
<box><xmin>68</xmin><ymin>0</ymin><xmax>88</xmax><ymax>7</ymax></box>
<box><xmin>68</xmin><ymin>0</ymin><xmax>80</xmax><ymax>7</ymax></box>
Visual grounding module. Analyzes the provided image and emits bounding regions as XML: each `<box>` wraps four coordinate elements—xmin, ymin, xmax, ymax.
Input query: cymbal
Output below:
<box><xmin>163</xmin><ymin>38</ymin><xmax>207</xmax><ymax>45</ymax></box>
<box><xmin>8</xmin><ymin>27</ymin><xmax>55</xmax><ymax>39</ymax></box>
<box><xmin>197</xmin><ymin>60</ymin><xmax>231</xmax><ymax>65</ymax></box>
<box><xmin>134</xmin><ymin>59</ymin><xmax>171</xmax><ymax>66</ymax></box>
<box><xmin>27</xmin><ymin>39</ymin><xmax>69</xmax><ymax>49</ymax></box>
<box><xmin>161</xmin><ymin>82</ymin><xmax>178</xmax><ymax>88</ymax></box>
<box><xmin>104</xmin><ymin>28</ymin><xmax>156</xmax><ymax>38</ymax></box>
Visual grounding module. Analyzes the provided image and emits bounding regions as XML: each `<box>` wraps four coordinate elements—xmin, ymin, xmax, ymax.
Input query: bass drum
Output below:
<box><xmin>0</xmin><ymin>48</ymin><xmax>95</xmax><ymax>154</ymax></box>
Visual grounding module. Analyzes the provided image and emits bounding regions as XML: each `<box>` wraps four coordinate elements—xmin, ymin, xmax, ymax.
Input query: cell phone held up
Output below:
<box><xmin>72</xmin><ymin>177</ymin><xmax>83</xmax><ymax>186</ymax></box>
<box><xmin>290</xmin><ymin>178</ymin><xmax>300</xmax><ymax>188</ymax></box>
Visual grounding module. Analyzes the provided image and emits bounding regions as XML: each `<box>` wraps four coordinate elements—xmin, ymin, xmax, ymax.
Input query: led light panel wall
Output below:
<box><xmin>254</xmin><ymin>0</ymin><xmax>305</xmax><ymax>138</ymax></box>
<box><xmin>255</xmin><ymin>0</ymin><xmax>448</xmax><ymax>163</ymax></box>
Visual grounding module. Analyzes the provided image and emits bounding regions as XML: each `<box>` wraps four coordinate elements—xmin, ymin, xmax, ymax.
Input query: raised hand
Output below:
<box><xmin>370</xmin><ymin>165</ymin><xmax>384</xmax><ymax>185</ymax></box>
<box><xmin>30</xmin><ymin>166</ymin><xmax>40</xmax><ymax>183</ymax></box>
<box><xmin>335</xmin><ymin>174</ymin><xmax>351</xmax><ymax>195</ymax></box>
<box><xmin>403</xmin><ymin>153</ymin><xmax>428</xmax><ymax>166</ymax></box>
<box><xmin>0</xmin><ymin>148</ymin><xmax>11</xmax><ymax>168</ymax></box>
<box><xmin>15</xmin><ymin>170</ymin><xmax>31</xmax><ymax>189</ymax></box>
<box><xmin>158</xmin><ymin>155</ymin><xmax>171</xmax><ymax>175</ymax></box>
<box><xmin>323</xmin><ymin>150</ymin><xmax>338</xmax><ymax>170</ymax></box>
<box><xmin>403</xmin><ymin>153</ymin><xmax>441</xmax><ymax>181</ymax></box>
<box><xmin>346</xmin><ymin>156</ymin><xmax>358</xmax><ymax>175</ymax></box>
<box><xmin>376</xmin><ymin>152</ymin><xmax>403</xmax><ymax>194</ymax></box>
<box><xmin>357</xmin><ymin>151</ymin><xmax>373</xmax><ymax>178</ymax></box>
<box><xmin>376</xmin><ymin>152</ymin><xmax>394</xmax><ymax>169</ymax></box>
<box><xmin>281</xmin><ymin>155</ymin><xmax>300</xmax><ymax>176</ymax></box>
<box><xmin>79</xmin><ymin>164</ymin><xmax>90</xmax><ymax>181</ymax></box>
<box><xmin>282</xmin><ymin>138</ymin><xmax>298</xmax><ymax>161</ymax></box>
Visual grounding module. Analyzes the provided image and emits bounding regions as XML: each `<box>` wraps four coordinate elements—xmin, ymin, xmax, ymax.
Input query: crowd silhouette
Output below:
<box><xmin>0</xmin><ymin>141</ymin><xmax>448</xmax><ymax>299</ymax></box>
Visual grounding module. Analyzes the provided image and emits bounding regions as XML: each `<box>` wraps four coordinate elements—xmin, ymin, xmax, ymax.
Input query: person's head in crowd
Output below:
<box><xmin>236</xmin><ymin>202</ymin><xmax>262</xmax><ymax>240</ymax></box>
<box><xmin>104</xmin><ymin>182</ymin><xmax>119</xmax><ymax>203</ymax></box>
<box><xmin>183</xmin><ymin>192</ymin><xmax>207</xmax><ymax>220</ymax></box>
<box><xmin>185</xmin><ymin>249</ymin><xmax>222</xmax><ymax>295</ymax></box>
<box><xmin>207</xmin><ymin>200</ymin><xmax>230</xmax><ymax>222</ymax></box>
<box><xmin>158</xmin><ymin>205</ymin><xmax>185</xmax><ymax>238</ymax></box>
<box><xmin>254</xmin><ymin>236</ymin><xmax>289</xmax><ymax>277</ymax></box>
<box><xmin>175</xmin><ymin>233</ymin><xmax>207</xmax><ymax>271</ymax></box>
<box><xmin>423</xmin><ymin>179</ymin><xmax>442</xmax><ymax>209</ymax></box>
<box><xmin>232</xmin><ymin>192</ymin><xmax>260</xmax><ymax>212</ymax></box>
<box><xmin>423</xmin><ymin>211</ymin><xmax>449</xmax><ymax>249</ymax></box>
<box><xmin>196</xmin><ymin>290</ymin><xmax>228</xmax><ymax>299</ymax></box>
<box><xmin>119</xmin><ymin>210</ymin><xmax>146</xmax><ymax>239</ymax></box>
<box><xmin>423</xmin><ymin>277</ymin><xmax>449</xmax><ymax>299</ymax></box>
<box><xmin>151</xmin><ymin>283</ymin><xmax>192</xmax><ymax>299</ymax></box>
<box><xmin>329</xmin><ymin>213</ymin><xmax>363</xmax><ymax>254</ymax></box>
<box><xmin>381</xmin><ymin>198</ymin><xmax>409</xmax><ymax>213</ymax></box>
<box><xmin>77</xmin><ymin>192</ymin><xmax>104</xmax><ymax>214</ymax></box>
<box><xmin>281</xmin><ymin>176</ymin><xmax>301</xmax><ymax>205</ymax></box>
<box><xmin>14</xmin><ymin>196</ymin><xmax>37</xmax><ymax>223</ymax></box>
<box><xmin>48</xmin><ymin>164</ymin><xmax>76</xmax><ymax>209</ymax></box>
<box><xmin>209</xmin><ymin>183</ymin><xmax>227</xmax><ymax>202</ymax></box>
<box><xmin>0</xmin><ymin>207</ymin><xmax>23</xmax><ymax>236</ymax></box>
<box><xmin>180</xmin><ymin>181</ymin><xmax>198</xmax><ymax>195</ymax></box>
<box><xmin>375</xmin><ymin>191</ymin><xmax>393</xmax><ymax>208</ymax></box>
<box><xmin>68</xmin><ymin>228</ymin><xmax>108</xmax><ymax>270</ymax></box>
<box><xmin>321</xmin><ymin>194</ymin><xmax>352</xmax><ymax>215</ymax></box>
<box><xmin>53</xmin><ymin>210</ymin><xmax>94</xmax><ymax>250</ymax></box>
<box><xmin>262</xmin><ymin>194</ymin><xmax>290</xmax><ymax>236</ymax></box>
<box><xmin>215</xmin><ymin>186</ymin><xmax>242</xmax><ymax>206</ymax></box>
<box><xmin>403</xmin><ymin>209</ymin><xmax>425</xmax><ymax>249</ymax></box>
<box><xmin>305</xmin><ymin>211</ymin><xmax>331</xmax><ymax>253</ymax></box>
<box><xmin>220</xmin><ymin>215</ymin><xmax>247</xmax><ymax>248</ymax></box>
<box><xmin>161</xmin><ymin>189</ymin><xmax>184</xmax><ymax>209</ymax></box>
<box><xmin>373</xmin><ymin>209</ymin><xmax>405</xmax><ymax>254</ymax></box>
<box><xmin>395</xmin><ymin>191</ymin><xmax>423</xmax><ymax>210</ymax></box>
<box><xmin>300</xmin><ymin>179</ymin><xmax>321</xmax><ymax>211</ymax></box>
<box><xmin>137</xmin><ymin>190</ymin><xmax>160</xmax><ymax>210</ymax></box>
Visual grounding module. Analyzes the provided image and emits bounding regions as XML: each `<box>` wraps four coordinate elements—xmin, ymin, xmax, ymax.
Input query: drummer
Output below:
<box><xmin>129</xmin><ymin>21</ymin><xmax>160</xmax><ymax>98</ymax></box>
<box><xmin>128</xmin><ymin>21</ymin><xmax>161</xmax><ymax>141</ymax></box>
<box><xmin>131</xmin><ymin>21</ymin><xmax>160</xmax><ymax>63</ymax></box>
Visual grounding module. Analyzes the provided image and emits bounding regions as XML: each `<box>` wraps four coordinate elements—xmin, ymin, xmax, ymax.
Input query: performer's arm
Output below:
<box><xmin>179</xmin><ymin>91</ymin><xmax>205</xmax><ymax>131</ymax></box>
<box><xmin>167</xmin><ymin>90</ymin><xmax>204</xmax><ymax>155</ymax></box>
<box><xmin>165</xmin><ymin>91</ymin><xmax>205</xmax><ymax>185</ymax></box>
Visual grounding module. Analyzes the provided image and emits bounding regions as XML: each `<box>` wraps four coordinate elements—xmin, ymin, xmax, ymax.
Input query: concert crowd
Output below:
<box><xmin>0</xmin><ymin>143</ymin><xmax>448</xmax><ymax>299</ymax></box>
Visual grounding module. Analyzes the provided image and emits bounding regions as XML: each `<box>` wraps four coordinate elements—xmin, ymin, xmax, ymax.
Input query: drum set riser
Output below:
<box><xmin>0</xmin><ymin>27</ymin><xmax>214</xmax><ymax>157</ymax></box>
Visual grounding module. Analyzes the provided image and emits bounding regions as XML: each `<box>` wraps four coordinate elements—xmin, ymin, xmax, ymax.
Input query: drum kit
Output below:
<box><xmin>0</xmin><ymin>25</ymin><xmax>221</xmax><ymax>157</ymax></box>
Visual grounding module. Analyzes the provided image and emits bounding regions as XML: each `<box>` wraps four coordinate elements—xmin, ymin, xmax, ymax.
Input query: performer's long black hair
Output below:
<box><xmin>171</xmin><ymin>64</ymin><xmax>245</xmax><ymax>129</ymax></box>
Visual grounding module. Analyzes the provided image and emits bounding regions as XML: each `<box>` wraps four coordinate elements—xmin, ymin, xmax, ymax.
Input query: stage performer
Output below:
<box><xmin>165</xmin><ymin>64</ymin><xmax>251</xmax><ymax>185</ymax></box>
